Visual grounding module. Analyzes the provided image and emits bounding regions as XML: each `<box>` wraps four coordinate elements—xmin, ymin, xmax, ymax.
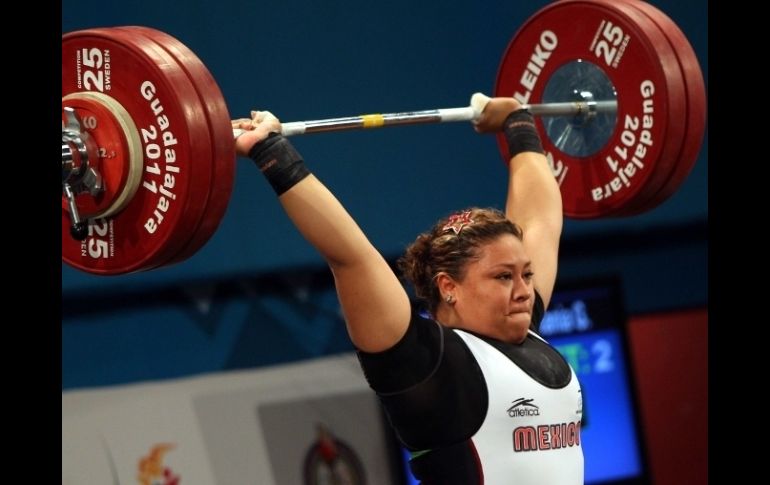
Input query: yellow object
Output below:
<box><xmin>361</xmin><ymin>114</ymin><xmax>385</xmax><ymax>128</ymax></box>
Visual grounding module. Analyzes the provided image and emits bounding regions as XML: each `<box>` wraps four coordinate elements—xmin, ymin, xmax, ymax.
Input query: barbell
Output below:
<box><xmin>61</xmin><ymin>0</ymin><xmax>706</xmax><ymax>275</ymax></box>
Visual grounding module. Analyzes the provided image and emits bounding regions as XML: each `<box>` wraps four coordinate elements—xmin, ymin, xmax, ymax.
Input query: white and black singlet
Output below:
<box><xmin>357</xmin><ymin>293</ymin><xmax>584</xmax><ymax>485</ymax></box>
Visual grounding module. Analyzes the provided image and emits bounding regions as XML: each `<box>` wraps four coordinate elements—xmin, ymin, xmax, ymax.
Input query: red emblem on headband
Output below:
<box><xmin>442</xmin><ymin>210</ymin><xmax>474</xmax><ymax>235</ymax></box>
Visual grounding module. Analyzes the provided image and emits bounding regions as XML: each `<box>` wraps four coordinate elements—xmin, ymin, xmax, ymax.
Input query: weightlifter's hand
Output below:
<box><xmin>232</xmin><ymin>110</ymin><xmax>281</xmax><ymax>157</ymax></box>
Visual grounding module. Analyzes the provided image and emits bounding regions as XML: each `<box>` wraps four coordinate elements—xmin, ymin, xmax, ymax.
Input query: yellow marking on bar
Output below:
<box><xmin>361</xmin><ymin>114</ymin><xmax>385</xmax><ymax>128</ymax></box>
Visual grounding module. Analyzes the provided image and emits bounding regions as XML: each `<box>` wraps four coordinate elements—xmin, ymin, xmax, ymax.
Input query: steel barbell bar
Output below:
<box><xmin>232</xmin><ymin>97</ymin><xmax>618</xmax><ymax>138</ymax></box>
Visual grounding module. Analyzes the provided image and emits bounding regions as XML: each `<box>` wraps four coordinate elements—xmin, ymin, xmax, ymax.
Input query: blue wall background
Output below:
<box><xmin>62</xmin><ymin>0</ymin><xmax>707</xmax><ymax>390</ymax></box>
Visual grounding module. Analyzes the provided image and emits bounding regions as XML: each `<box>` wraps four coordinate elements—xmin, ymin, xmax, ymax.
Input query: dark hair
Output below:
<box><xmin>397</xmin><ymin>207</ymin><xmax>523</xmax><ymax>315</ymax></box>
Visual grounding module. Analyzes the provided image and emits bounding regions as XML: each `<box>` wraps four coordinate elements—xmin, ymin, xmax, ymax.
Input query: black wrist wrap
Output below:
<box><xmin>503</xmin><ymin>109</ymin><xmax>545</xmax><ymax>159</ymax></box>
<box><xmin>248</xmin><ymin>132</ymin><xmax>311</xmax><ymax>195</ymax></box>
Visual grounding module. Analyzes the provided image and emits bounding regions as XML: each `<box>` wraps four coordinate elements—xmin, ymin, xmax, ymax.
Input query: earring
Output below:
<box><xmin>445</xmin><ymin>294</ymin><xmax>454</xmax><ymax>304</ymax></box>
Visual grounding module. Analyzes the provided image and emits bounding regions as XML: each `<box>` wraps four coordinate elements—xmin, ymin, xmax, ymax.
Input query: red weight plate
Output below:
<box><xmin>569</xmin><ymin>0</ymin><xmax>688</xmax><ymax>217</ymax></box>
<box><xmin>617</xmin><ymin>0</ymin><xmax>706</xmax><ymax>215</ymax></box>
<box><xmin>495</xmin><ymin>0</ymin><xmax>686</xmax><ymax>218</ymax></box>
<box><xmin>96</xmin><ymin>28</ymin><xmax>216</xmax><ymax>272</ymax></box>
<box><xmin>62</xmin><ymin>28</ymin><xmax>213</xmax><ymax>274</ymax></box>
<box><xmin>62</xmin><ymin>92</ymin><xmax>143</xmax><ymax>219</ymax></box>
<box><xmin>119</xmin><ymin>27</ymin><xmax>235</xmax><ymax>268</ymax></box>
